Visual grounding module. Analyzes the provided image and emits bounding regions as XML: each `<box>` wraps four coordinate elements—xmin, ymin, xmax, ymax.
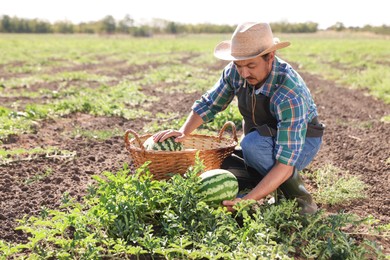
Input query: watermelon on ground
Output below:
<box><xmin>197</xmin><ymin>169</ymin><xmax>239</xmax><ymax>206</ymax></box>
<box><xmin>143</xmin><ymin>136</ymin><xmax>184</xmax><ymax>151</ymax></box>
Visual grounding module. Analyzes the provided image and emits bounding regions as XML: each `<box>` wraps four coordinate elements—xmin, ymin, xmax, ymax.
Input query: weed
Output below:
<box><xmin>310</xmin><ymin>164</ymin><xmax>367</xmax><ymax>205</ymax></box>
<box><xmin>71</xmin><ymin>127</ymin><xmax>122</xmax><ymax>140</ymax></box>
<box><xmin>24</xmin><ymin>168</ymin><xmax>53</xmax><ymax>185</ymax></box>
<box><xmin>381</xmin><ymin>115</ymin><xmax>390</xmax><ymax>123</ymax></box>
<box><xmin>200</xmin><ymin>102</ymin><xmax>243</xmax><ymax>132</ymax></box>
<box><xmin>0</xmin><ymin>147</ymin><xmax>76</xmax><ymax>165</ymax></box>
<box><xmin>143</xmin><ymin>116</ymin><xmax>187</xmax><ymax>133</ymax></box>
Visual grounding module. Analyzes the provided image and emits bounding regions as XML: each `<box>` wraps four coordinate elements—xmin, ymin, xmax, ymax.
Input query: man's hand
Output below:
<box><xmin>222</xmin><ymin>197</ymin><xmax>242</xmax><ymax>212</ymax></box>
<box><xmin>152</xmin><ymin>111</ymin><xmax>204</xmax><ymax>143</ymax></box>
<box><xmin>241</xmin><ymin>162</ymin><xmax>294</xmax><ymax>202</ymax></box>
<box><xmin>152</xmin><ymin>129</ymin><xmax>186</xmax><ymax>143</ymax></box>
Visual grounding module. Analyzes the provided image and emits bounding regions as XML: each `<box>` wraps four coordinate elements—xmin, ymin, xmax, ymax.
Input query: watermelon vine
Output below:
<box><xmin>0</xmin><ymin>158</ymin><xmax>384</xmax><ymax>259</ymax></box>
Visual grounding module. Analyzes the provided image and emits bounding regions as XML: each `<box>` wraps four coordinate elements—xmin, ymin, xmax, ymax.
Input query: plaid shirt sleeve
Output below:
<box><xmin>192</xmin><ymin>66</ymin><xmax>236</xmax><ymax>122</ymax></box>
<box><xmin>274</xmin><ymin>94</ymin><xmax>308</xmax><ymax>166</ymax></box>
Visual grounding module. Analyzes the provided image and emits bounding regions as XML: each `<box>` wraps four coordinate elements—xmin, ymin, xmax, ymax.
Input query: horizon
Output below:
<box><xmin>1</xmin><ymin>0</ymin><xmax>389</xmax><ymax>30</ymax></box>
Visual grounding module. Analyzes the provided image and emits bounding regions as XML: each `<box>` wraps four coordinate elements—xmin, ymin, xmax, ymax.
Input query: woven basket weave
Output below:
<box><xmin>124</xmin><ymin>121</ymin><xmax>238</xmax><ymax>180</ymax></box>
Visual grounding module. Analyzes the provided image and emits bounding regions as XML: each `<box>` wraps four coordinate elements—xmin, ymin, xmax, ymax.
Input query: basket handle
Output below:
<box><xmin>218</xmin><ymin>121</ymin><xmax>238</xmax><ymax>143</ymax></box>
<box><xmin>124</xmin><ymin>129</ymin><xmax>145</xmax><ymax>152</ymax></box>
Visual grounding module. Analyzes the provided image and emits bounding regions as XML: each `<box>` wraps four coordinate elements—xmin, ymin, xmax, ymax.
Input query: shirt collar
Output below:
<box><xmin>257</xmin><ymin>56</ymin><xmax>280</xmax><ymax>97</ymax></box>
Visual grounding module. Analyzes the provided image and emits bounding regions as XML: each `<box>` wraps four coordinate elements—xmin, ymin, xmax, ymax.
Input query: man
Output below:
<box><xmin>153</xmin><ymin>22</ymin><xmax>325</xmax><ymax>214</ymax></box>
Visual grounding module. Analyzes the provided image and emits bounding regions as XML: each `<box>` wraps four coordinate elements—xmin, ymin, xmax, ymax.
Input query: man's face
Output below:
<box><xmin>233</xmin><ymin>52</ymin><xmax>274</xmax><ymax>86</ymax></box>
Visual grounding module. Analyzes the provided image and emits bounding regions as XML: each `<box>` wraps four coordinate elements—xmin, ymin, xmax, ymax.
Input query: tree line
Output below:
<box><xmin>1</xmin><ymin>15</ymin><xmax>389</xmax><ymax>35</ymax></box>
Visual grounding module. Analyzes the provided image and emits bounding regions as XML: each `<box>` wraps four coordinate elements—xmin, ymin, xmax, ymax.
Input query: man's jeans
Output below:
<box><xmin>240</xmin><ymin>130</ymin><xmax>322</xmax><ymax>176</ymax></box>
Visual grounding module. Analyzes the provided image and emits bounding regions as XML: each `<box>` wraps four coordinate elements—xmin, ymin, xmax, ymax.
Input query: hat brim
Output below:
<box><xmin>214</xmin><ymin>40</ymin><xmax>291</xmax><ymax>61</ymax></box>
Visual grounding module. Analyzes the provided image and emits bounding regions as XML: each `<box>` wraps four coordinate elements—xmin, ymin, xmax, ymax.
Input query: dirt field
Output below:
<box><xmin>0</xmin><ymin>57</ymin><xmax>389</xmax><ymax>252</ymax></box>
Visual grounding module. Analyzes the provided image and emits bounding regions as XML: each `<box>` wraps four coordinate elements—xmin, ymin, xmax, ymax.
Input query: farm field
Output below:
<box><xmin>0</xmin><ymin>32</ymin><xmax>389</xmax><ymax>258</ymax></box>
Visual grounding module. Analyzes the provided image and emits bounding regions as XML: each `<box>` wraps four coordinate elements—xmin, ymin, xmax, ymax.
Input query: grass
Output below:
<box><xmin>308</xmin><ymin>164</ymin><xmax>367</xmax><ymax>205</ymax></box>
<box><xmin>1</xmin><ymin>32</ymin><xmax>388</xmax><ymax>141</ymax></box>
<box><xmin>0</xmin><ymin>71</ymin><xmax>114</xmax><ymax>89</ymax></box>
<box><xmin>0</xmin><ymin>34</ymin><xmax>220</xmax><ymax>140</ymax></box>
<box><xmin>0</xmin><ymin>147</ymin><xmax>76</xmax><ymax>165</ymax></box>
<box><xmin>280</xmin><ymin>31</ymin><xmax>390</xmax><ymax>104</ymax></box>
<box><xmin>0</xmin><ymin>80</ymin><xmax>154</xmax><ymax>140</ymax></box>
<box><xmin>143</xmin><ymin>116</ymin><xmax>188</xmax><ymax>134</ymax></box>
<box><xmin>142</xmin><ymin>104</ymin><xmax>243</xmax><ymax>136</ymax></box>
<box><xmin>71</xmin><ymin>127</ymin><xmax>123</xmax><ymax>140</ymax></box>
<box><xmin>334</xmin><ymin>118</ymin><xmax>375</xmax><ymax>130</ymax></box>
<box><xmin>24</xmin><ymin>168</ymin><xmax>53</xmax><ymax>185</ymax></box>
<box><xmin>381</xmin><ymin>114</ymin><xmax>390</xmax><ymax>123</ymax></box>
<box><xmin>0</xmin><ymin>113</ymin><xmax>37</xmax><ymax>142</ymax></box>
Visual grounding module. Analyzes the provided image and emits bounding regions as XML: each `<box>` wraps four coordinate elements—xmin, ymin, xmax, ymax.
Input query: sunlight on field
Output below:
<box><xmin>1</xmin><ymin>32</ymin><xmax>388</xmax><ymax>103</ymax></box>
<box><xmin>0</xmin><ymin>32</ymin><xmax>388</xmax><ymax>139</ymax></box>
<box><xmin>0</xmin><ymin>32</ymin><xmax>388</xmax><ymax>259</ymax></box>
<box><xmin>280</xmin><ymin>31</ymin><xmax>390</xmax><ymax>104</ymax></box>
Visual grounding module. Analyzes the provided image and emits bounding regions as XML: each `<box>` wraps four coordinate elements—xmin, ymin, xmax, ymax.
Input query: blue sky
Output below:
<box><xmin>1</xmin><ymin>0</ymin><xmax>389</xmax><ymax>29</ymax></box>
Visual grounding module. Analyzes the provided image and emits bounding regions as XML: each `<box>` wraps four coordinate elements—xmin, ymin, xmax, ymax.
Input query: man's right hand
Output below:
<box><xmin>152</xmin><ymin>129</ymin><xmax>187</xmax><ymax>143</ymax></box>
<box><xmin>152</xmin><ymin>110</ymin><xmax>204</xmax><ymax>143</ymax></box>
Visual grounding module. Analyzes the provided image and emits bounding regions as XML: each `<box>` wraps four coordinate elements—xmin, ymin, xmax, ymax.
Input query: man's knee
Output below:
<box><xmin>240</xmin><ymin>131</ymin><xmax>275</xmax><ymax>175</ymax></box>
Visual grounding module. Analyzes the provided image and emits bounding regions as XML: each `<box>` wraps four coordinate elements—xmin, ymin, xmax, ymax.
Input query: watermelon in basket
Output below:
<box><xmin>143</xmin><ymin>136</ymin><xmax>184</xmax><ymax>151</ymax></box>
<box><xmin>124</xmin><ymin>121</ymin><xmax>238</xmax><ymax>180</ymax></box>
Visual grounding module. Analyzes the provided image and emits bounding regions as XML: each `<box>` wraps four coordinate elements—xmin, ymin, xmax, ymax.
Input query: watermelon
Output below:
<box><xmin>143</xmin><ymin>136</ymin><xmax>184</xmax><ymax>151</ymax></box>
<box><xmin>197</xmin><ymin>169</ymin><xmax>239</xmax><ymax>206</ymax></box>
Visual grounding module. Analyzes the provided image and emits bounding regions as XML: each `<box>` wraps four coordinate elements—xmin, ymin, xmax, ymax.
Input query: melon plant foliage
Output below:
<box><xmin>0</xmin><ymin>158</ymin><xmax>384</xmax><ymax>259</ymax></box>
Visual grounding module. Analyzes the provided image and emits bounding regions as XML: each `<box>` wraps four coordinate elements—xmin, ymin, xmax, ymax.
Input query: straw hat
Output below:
<box><xmin>214</xmin><ymin>22</ymin><xmax>290</xmax><ymax>61</ymax></box>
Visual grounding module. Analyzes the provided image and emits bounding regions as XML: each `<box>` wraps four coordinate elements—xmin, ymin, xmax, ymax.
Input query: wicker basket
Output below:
<box><xmin>124</xmin><ymin>121</ymin><xmax>238</xmax><ymax>180</ymax></box>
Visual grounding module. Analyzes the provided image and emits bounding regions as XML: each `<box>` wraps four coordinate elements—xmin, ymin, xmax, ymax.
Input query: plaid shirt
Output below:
<box><xmin>192</xmin><ymin>56</ymin><xmax>318</xmax><ymax>166</ymax></box>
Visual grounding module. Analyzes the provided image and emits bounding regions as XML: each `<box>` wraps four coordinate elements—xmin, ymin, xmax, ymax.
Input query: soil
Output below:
<box><xmin>0</xmin><ymin>56</ymin><xmax>389</xmax><ymax>253</ymax></box>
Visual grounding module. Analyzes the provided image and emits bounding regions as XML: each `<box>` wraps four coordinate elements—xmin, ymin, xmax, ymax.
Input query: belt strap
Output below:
<box><xmin>253</xmin><ymin>117</ymin><xmax>325</xmax><ymax>138</ymax></box>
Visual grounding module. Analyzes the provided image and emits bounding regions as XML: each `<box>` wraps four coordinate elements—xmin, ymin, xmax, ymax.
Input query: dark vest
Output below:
<box><xmin>236</xmin><ymin>85</ymin><xmax>324</xmax><ymax>137</ymax></box>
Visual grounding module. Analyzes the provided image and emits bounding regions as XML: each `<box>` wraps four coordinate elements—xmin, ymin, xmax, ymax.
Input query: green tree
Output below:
<box><xmin>166</xmin><ymin>22</ymin><xmax>178</xmax><ymax>34</ymax></box>
<box><xmin>28</xmin><ymin>19</ymin><xmax>52</xmax><ymax>33</ymax></box>
<box><xmin>117</xmin><ymin>14</ymin><xmax>134</xmax><ymax>34</ymax></box>
<box><xmin>99</xmin><ymin>15</ymin><xmax>116</xmax><ymax>34</ymax></box>
<box><xmin>0</xmin><ymin>15</ymin><xmax>12</xmax><ymax>32</ymax></box>
<box><xmin>53</xmin><ymin>21</ymin><xmax>74</xmax><ymax>33</ymax></box>
<box><xmin>76</xmin><ymin>22</ymin><xmax>96</xmax><ymax>34</ymax></box>
<box><xmin>18</xmin><ymin>19</ymin><xmax>32</xmax><ymax>33</ymax></box>
<box><xmin>328</xmin><ymin>22</ymin><xmax>346</xmax><ymax>31</ymax></box>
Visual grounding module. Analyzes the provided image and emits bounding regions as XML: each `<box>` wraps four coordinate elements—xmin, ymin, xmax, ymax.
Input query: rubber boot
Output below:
<box><xmin>279</xmin><ymin>168</ymin><xmax>318</xmax><ymax>214</ymax></box>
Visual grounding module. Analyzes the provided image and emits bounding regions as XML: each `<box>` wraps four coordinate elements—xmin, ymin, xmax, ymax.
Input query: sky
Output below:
<box><xmin>1</xmin><ymin>0</ymin><xmax>389</xmax><ymax>29</ymax></box>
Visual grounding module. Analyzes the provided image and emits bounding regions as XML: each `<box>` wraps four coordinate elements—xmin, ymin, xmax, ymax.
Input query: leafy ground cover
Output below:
<box><xmin>0</xmin><ymin>162</ymin><xmax>385</xmax><ymax>259</ymax></box>
<box><xmin>0</xmin><ymin>33</ymin><xmax>389</xmax><ymax>258</ymax></box>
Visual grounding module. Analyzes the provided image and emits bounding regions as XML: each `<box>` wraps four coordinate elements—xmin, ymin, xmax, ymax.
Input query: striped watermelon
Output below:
<box><xmin>197</xmin><ymin>169</ymin><xmax>239</xmax><ymax>206</ymax></box>
<box><xmin>143</xmin><ymin>136</ymin><xmax>184</xmax><ymax>151</ymax></box>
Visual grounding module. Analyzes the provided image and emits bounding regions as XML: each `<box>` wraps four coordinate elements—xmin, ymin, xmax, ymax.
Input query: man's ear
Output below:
<box><xmin>269</xmin><ymin>51</ymin><xmax>276</xmax><ymax>61</ymax></box>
